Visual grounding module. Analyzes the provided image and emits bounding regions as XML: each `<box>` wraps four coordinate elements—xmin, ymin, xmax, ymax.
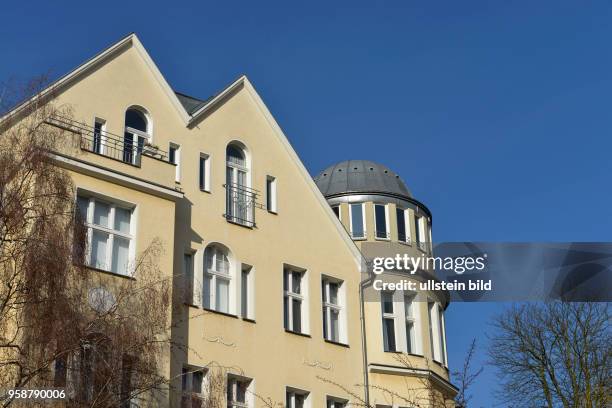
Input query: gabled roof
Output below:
<box><xmin>1</xmin><ymin>33</ymin><xmax>365</xmax><ymax>268</ymax></box>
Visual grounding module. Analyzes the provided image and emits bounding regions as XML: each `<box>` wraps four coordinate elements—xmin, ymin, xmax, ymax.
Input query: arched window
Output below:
<box><xmin>203</xmin><ymin>245</ymin><xmax>232</xmax><ymax>313</ymax></box>
<box><xmin>225</xmin><ymin>143</ymin><xmax>253</xmax><ymax>226</ymax></box>
<box><xmin>123</xmin><ymin>108</ymin><xmax>150</xmax><ymax>164</ymax></box>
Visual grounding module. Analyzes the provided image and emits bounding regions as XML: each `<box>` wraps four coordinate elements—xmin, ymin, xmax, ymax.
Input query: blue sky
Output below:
<box><xmin>3</xmin><ymin>2</ymin><xmax>612</xmax><ymax>406</ymax></box>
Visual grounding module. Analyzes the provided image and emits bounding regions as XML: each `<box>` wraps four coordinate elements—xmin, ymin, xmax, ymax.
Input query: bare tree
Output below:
<box><xmin>489</xmin><ymin>302</ymin><xmax>611</xmax><ymax>408</ymax></box>
<box><xmin>452</xmin><ymin>339</ymin><xmax>482</xmax><ymax>408</ymax></box>
<box><xmin>0</xmin><ymin>78</ymin><xmax>172</xmax><ymax>407</ymax></box>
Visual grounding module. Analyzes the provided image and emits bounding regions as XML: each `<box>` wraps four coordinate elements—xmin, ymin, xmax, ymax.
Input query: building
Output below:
<box><xmin>2</xmin><ymin>34</ymin><xmax>455</xmax><ymax>407</ymax></box>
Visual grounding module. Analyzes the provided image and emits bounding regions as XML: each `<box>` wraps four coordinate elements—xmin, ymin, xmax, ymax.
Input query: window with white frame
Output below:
<box><xmin>404</xmin><ymin>294</ymin><xmax>419</xmax><ymax>354</ymax></box>
<box><xmin>286</xmin><ymin>388</ymin><xmax>309</xmax><ymax>408</ymax></box>
<box><xmin>241</xmin><ymin>264</ymin><xmax>254</xmax><ymax>319</ymax></box>
<box><xmin>203</xmin><ymin>246</ymin><xmax>232</xmax><ymax>313</ymax></box>
<box><xmin>428</xmin><ymin>301</ymin><xmax>447</xmax><ymax>365</ymax></box>
<box><xmin>374</xmin><ymin>204</ymin><xmax>389</xmax><ymax>239</ymax></box>
<box><xmin>322</xmin><ymin>277</ymin><xmax>346</xmax><ymax>343</ymax></box>
<box><xmin>123</xmin><ymin>108</ymin><xmax>150</xmax><ymax>165</ymax></box>
<box><xmin>284</xmin><ymin>266</ymin><xmax>307</xmax><ymax>334</ymax></box>
<box><xmin>415</xmin><ymin>214</ymin><xmax>427</xmax><ymax>251</ymax></box>
<box><xmin>266</xmin><ymin>175</ymin><xmax>277</xmax><ymax>213</ymax></box>
<box><xmin>396</xmin><ymin>207</ymin><xmax>410</xmax><ymax>243</ymax></box>
<box><xmin>227</xmin><ymin>375</ymin><xmax>252</xmax><ymax>408</ymax></box>
<box><xmin>183</xmin><ymin>253</ymin><xmax>194</xmax><ymax>304</ymax></box>
<box><xmin>169</xmin><ymin>143</ymin><xmax>181</xmax><ymax>182</ymax></box>
<box><xmin>226</xmin><ymin>144</ymin><xmax>253</xmax><ymax>226</ymax></box>
<box><xmin>181</xmin><ymin>366</ymin><xmax>205</xmax><ymax>408</ymax></box>
<box><xmin>381</xmin><ymin>291</ymin><xmax>421</xmax><ymax>354</ymax></box>
<box><xmin>326</xmin><ymin>396</ymin><xmax>347</xmax><ymax>408</ymax></box>
<box><xmin>381</xmin><ymin>292</ymin><xmax>397</xmax><ymax>352</ymax></box>
<box><xmin>92</xmin><ymin>118</ymin><xmax>105</xmax><ymax>154</ymax></box>
<box><xmin>199</xmin><ymin>153</ymin><xmax>210</xmax><ymax>192</ymax></box>
<box><xmin>76</xmin><ymin>194</ymin><xmax>133</xmax><ymax>276</ymax></box>
<box><xmin>349</xmin><ymin>203</ymin><xmax>366</xmax><ymax>239</ymax></box>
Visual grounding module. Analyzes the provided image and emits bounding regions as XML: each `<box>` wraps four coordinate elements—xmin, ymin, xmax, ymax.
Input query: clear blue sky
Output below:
<box><xmin>3</xmin><ymin>2</ymin><xmax>612</xmax><ymax>406</ymax></box>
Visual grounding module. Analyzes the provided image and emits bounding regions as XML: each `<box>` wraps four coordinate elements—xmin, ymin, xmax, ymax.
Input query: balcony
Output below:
<box><xmin>224</xmin><ymin>183</ymin><xmax>261</xmax><ymax>228</ymax></box>
<box><xmin>45</xmin><ymin>115</ymin><xmax>168</xmax><ymax>167</ymax></box>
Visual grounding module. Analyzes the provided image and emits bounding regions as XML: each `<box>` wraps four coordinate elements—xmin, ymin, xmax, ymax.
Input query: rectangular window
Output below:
<box><xmin>374</xmin><ymin>204</ymin><xmax>389</xmax><ymax>239</ymax></box>
<box><xmin>227</xmin><ymin>375</ymin><xmax>252</xmax><ymax>408</ymax></box>
<box><xmin>181</xmin><ymin>366</ymin><xmax>205</xmax><ymax>408</ymax></box>
<box><xmin>204</xmin><ymin>247</ymin><xmax>231</xmax><ymax>314</ymax></box>
<box><xmin>396</xmin><ymin>208</ymin><xmax>410</xmax><ymax>243</ymax></box>
<box><xmin>92</xmin><ymin>118</ymin><xmax>105</xmax><ymax>154</ymax></box>
<box><xmin>381</xmin><ymin>292</ymin><xmax>396</xmax><ymax>352</ymax></box>
<box><xmin>241</xmin><ymin>264</ymin><xmax>253</xmax><ymax>319</ymax></box>
<box><xmin>438</xmin><ymin>306</ymin><xmax>447</xmax><ymax>366</ymax></box>
<box><xmin>428</xmin><ymin>301</ymin><xmax>443</xmax><ymax>363</ymax></box>
<box><xmin>349</xmin><ymin>203</ymin><xmax>365</xmax><ymax>239</ymax></box>
<box><xmin>405</xmin><ymin>295</ymin><xmax>417</xmax><ymax>354</ymax></box>
<box><xmin>415</xmin><ymin>215</ymin><xmax>427</xmax><ymax>251</ymax></box>
<box><xmin>327</xmin><ymin>397</ymin><xmax>348</xmax><ymax>408</ymax></box>
<box><xmin>199</xmin><ymin>153</ymin><xmax>210</xmax><ymax>191</ymax></box>
<box><xmin>183</xmin><ymin>253</ymin><xmax>194</xmax><ymax>304</ymax></box>
<box><xmin>286</xmin><ymin>388</ymin><xmax>309</xmax><ymax>408</ymax></box>
<box><xmin>77</xmin><ymin>194</ymin><xmax>133</xmax><ymax>276</ymax></box>
<box><xmin>169</xmin><ymin>143</ymin><xmax>180</xmax><ymax>182</ymax></box>
<box><xmin>284</xmin><ymin>267</ymin><xmax>307</xmax><ymax>334</ymax></box>
<box><xmin>322</xmin><ymin>278</ymin><xmax>345</xmax><ymax>343</ymax></box>
<box><xmin>266</xmin><ymin>176</ymin><xmax>277</xmax><ymax>213</ymax></box>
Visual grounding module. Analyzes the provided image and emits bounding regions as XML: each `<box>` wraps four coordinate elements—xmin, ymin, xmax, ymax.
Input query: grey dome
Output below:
<box><xmin>314</xmin><ymin>160</ymin><xmax>412</xmax><ymax>199</ymax></box>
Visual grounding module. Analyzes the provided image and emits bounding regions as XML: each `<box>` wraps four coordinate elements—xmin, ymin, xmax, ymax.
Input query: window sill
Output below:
<box><xmin>324</xmin><ymin>339</ymin><xmax>349</xmax><ymax>348</ymax></box>
<box><xmin>242</xmin><ymin>317</ymin><xmax>256</xmax><ymax>324</ymax></box>
<box><xmin>285</xmin><ymin>329</ymin><xmax>311</xmax><ymax>338</ymax></box>
<box><xmin>267</xmin><ymin>210</ymin><xmax>278</xmax><ymax>215</ymax></box>
<box><xmin>184</xmin><ymin>302</ymin><xmax>199</xmax><ymax>308</ymax></box>
<box><xmin>398</xmin><ymin>240</ymin><xmax>412</xmax><ymax>246</ymax></box>
<box><xmin>81</xmin><ymin>264</ymin><xmax>136</xmax><ymax>280</ymax></box>
<box><xmin>375</xmin><ymin>237</ymin><xmax>391</xmax><ymax>241</ymax></box>
<box><xmin>351</xmin><ymin>236</ymin><xmax>367</xmax><ymax>241</ymax></box>
<box><xmin>225</xmin><ymin>217</ymin><xmax>256</xmax><ymax>229</ymax></box>
<box><xmin>202</xmin><ymin>307</ymin><xmax>238</xmax><ymax>319</ymax></box>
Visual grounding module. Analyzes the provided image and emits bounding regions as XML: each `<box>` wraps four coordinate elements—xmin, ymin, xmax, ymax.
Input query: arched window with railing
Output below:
<box><xmin>225</xmin><ymin>143</ymin><xmax>256</xmax><ymax>227</ymax></box>
<box><xmin>123</xmin><ymin>107</ymin><xmax>150</xmax><ymax>165</ymax></box>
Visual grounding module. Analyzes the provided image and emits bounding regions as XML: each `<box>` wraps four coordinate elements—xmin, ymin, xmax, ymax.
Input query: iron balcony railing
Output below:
<box><xmin>45</xmin><ymin>115</ymin><xmax>168</xmax><ymax>166</ymax></box>
<box><xmin>224</xmin><ymin>183</ymin><xmax>261</xmax><ymax>228</ymax></box>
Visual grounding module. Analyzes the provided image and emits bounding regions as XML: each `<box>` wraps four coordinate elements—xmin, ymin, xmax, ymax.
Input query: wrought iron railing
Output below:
<box><xmin>45</xmin><ymin>115</ymin><xmax>168</xmax><ymax>166</ymax></box>
<box><xmin>224</xmin><ymin>183</ymin><xmax>261</xmax><ymax>228</ymax></box>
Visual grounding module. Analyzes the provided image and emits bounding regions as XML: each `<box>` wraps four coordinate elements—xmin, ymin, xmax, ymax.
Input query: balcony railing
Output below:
<box><xmin>45</xmin><ymin>115</ymin><xmax>168</xmax><ymax>166</ymax></box>
<box><xmin>224</xmin><ymin>183</ymin><xmax>261</xmax><ymax>228</ymax></box>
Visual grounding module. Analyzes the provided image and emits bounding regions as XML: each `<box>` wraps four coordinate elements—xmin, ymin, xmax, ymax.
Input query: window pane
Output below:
<box><xmin>283</xmin><ymin>296</ymin><xmax>289</xmax><ymax>329</ymax></box>
<box><xmin>291</xmin><ymin>272</ymin><xmax>301</xmax><ymax>294</ymax></box>
<box><xmin>383</xmin><ymin>318</ymin><xmax>396</xmax><ymax>351</ymax></box>
<box><xmin>404</xmin><ymin>296</ymin><xmax>413</xmax><ymax>318</ymax></box>
<box><xmin>350</xmin><ymin>204</ymin><xmax>364</xmax><ymax>237</ymax></box>
<box><xmin>415</xmin><ymin>216</ymin><xmax>422</xmax><ymax>245</ymax></box>
<box><xmin>241</xmin><ymin>269</ymin><xmax>249</xmax><ymax>317</ymax></box>
<box><xmin>199</xmin><ymin>157</ymin><xmax>206</xmax><ymax>190</ymax></box>
<box><xmin>382</xmin><ymin>292</ymin><xmax>394</xmax><ymax>314</ymax></box>
<box><xmin>111</xmin><ymin>236</ymin><xmax>130</xmax><ymax>275</ymax></box>
<box><xmin>192</xmin><ymin>371</ymin><xmax>203</xmax><ymax>394</ymax></box>
<box><xmin>114</xmin><ymin>207</ymin><xmax>131</xmax><ymax>233</ymax></box>
<box><xmin>91</xmin><ymin>230</ymin><xmax>108</xmax><ymax>269</ymax></box>
<box><xmin>295</xmin><ymin>394</ymin><xmax>304</xmax><ymax>408</ymax></box>
<box><xmin>216</xmin><ymin>278</ymin><xmax>229</xmax><ymax>313</ymax></box>
<box><xmin>203</xmin><ymin>275</ymin><xmax>212</xmax><ymax>309</ymax></box>
<box><xmin>236</xmin><ymin>381</ymin><xmax>246</xmax><ymax>402</ymax></box>
<box><xmin>292</xmin><ymin>298</ymin><xmax>301</xmax><ymax>332</ymax></box>
<box><xmin>375</xmin><ymin>204</ymin><xmax>387</xmax><ymax>238</ymax></box>
<box><xmin>226</xmin><ymin>145</ymin><xmax>245</xmax><ymax>167</ymax></box>
<box><xmin>396</xmin><ymin>208</ymin><xmax>406</xmax><ymax>242</ymax></box>
<box><xmin>406</xmin><ymin>321</ymin><xmax>414</xmax><ymax>353</ymax></box>
<box><xmin>322</xmin><ymin>307</ymin><xmax>328</xmax><ymax>339</ymax></box>
<box><xmin>125</xmin><ymin>109</ymin><xmax>147</xmax><ymax>132</ymax></box>
<box><xmin>77</xmin><ymin>196</ymin><xmax>89</xmax><ymax>222</ymax></box>
<box><xmin>93</xmin><ymin>201</ymin><xmax>109</xmax><ymax>227</ymax></box>
<box><xmin>329</xmin><ymin>282</ymin><xmax>338</xmax><ymax>305</ymax></box>
<box><xmin>330</xmin><ymin>309</ymin><xmax>339</xmax><ymax>342</ymax></box>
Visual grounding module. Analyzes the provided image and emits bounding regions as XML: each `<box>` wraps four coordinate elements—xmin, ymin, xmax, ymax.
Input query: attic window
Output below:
<box><xmin>338</xmin><ymin>169</ymin><xmax>342</xmax><ymax>172</ymax></box>
<box><xmin>384</xmin><ymin>170</ymin><xmax>388</xmax><ymax>174</ymax></box>
<box><xmin>353</xmin><ymin>167</ymin><xmax>358</xmax><ymax>170</ymax></box>
<box><xmin>369</xmin><ymin>167</ymin><xmax>374</xmax><ymax>171</ymax></box>
<box><xmin>323</xmin><ymin>173</ymin><xmax>327</xmax><ymax>176</ymax></box>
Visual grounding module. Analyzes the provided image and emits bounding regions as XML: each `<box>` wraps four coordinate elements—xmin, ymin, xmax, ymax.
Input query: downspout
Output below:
<box><xmin>359</xmin><ymin>275</ymin><xmax>372</xmax><ymax>407</ymax></box>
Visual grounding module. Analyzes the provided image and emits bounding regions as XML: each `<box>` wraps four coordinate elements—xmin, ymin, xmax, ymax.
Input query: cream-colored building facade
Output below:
<box><xmin>5</xmin><ymin>34</ymin><xmax>456</xmax><ymax>407</ymax></box>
